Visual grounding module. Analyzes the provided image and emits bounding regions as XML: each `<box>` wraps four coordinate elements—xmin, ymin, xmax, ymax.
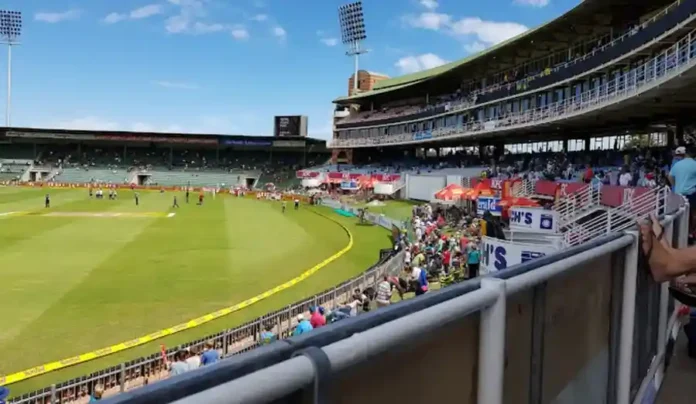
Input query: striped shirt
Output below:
<box><xmin>376</xmin><ymin>281</ymin><xmax>392</xmax><ymax>303</ymax></box>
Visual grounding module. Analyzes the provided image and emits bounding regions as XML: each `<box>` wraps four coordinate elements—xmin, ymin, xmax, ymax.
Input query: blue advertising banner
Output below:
<box><xmin>477</xmin><ymin>196</ymin><xmax>502</xmax><ymax>216</ymax></box>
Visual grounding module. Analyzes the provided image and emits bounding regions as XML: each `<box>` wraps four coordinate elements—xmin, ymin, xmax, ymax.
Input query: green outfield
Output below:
<box><xmin>0</xmin><ymin>186</ymin><xmax>391</xmax><ymax>395</ymax></box>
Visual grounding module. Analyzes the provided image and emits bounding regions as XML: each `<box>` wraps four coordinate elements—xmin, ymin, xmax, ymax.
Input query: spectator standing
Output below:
<box><xmin>260</xmin><ymin>324</ymin><xmax>277</xmax><ymax>345</ymax></box>
<box><xmin>669</xmin><ymin>146</ymin><xmax>696</xmax><ymax>234</ymax></box>
<box><xmin>309</xmin><ymin>307</ymin><xmax>327</xmax><ymax>329</ymax></box>
<box><xmin>89</xmin><ymin>385</ymin><xmax>104</xmax><ymax>402</ymax></box>
<box><xmin>0</xmin><ymin>387</ymin><xmax>9</xmax><ymax>404</ymax></box>
<box><xmin>200</xmin><ymin>340</ymin><xmax>220</xmax><ymax>366</ymax></box>
<box><xmin>169</xmin><ymin>351</ymin><xmax>190</xmax><ymax>376</ymax></box>
<box><xmin>468</xmin><ymin>244</ymin><xmax>481</xmax><ymax>279</ymax></box>
<box><xmin>185</xmin><ymin>347</ymin><xmax>201</xmax><ymax>369</ymax></box>
<box><xmin>293</xmin><ymin>314</ymin><xmax>314</xmax><ymax>335</ymax></box>
<box><xmin>375</xmin><ymin>276</ymin><xmax>393</xmax><ymax>308</ymax></box>
<box><xmin>619</xmin><ymin>166</ymin><xmax>633</xmax><ymax>186</ymax></box>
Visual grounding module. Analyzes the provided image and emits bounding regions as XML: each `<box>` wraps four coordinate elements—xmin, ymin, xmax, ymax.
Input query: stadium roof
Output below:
<box><xmin>0</xmin><ymin>126</ymin><xmax>327</xmax><ymax>147</ymax></box>
<box><xmin>334</xmin><ymin>0</ymin><xmax>670</xmax><ymax>104</ymax></box>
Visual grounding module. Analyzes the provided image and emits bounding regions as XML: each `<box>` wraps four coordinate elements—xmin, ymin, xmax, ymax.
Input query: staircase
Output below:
<box><xmin>563</xmin><ymin>186</ymin><xmax>669</xmax><ymax>246</ymax></box>
<box><xmin>555</xmin><ymin>184</ymin><xmax>602</xmax><ymax>227</ymax></box>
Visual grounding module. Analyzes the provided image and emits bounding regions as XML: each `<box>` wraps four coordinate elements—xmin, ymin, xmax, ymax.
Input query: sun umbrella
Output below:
<box><xmin>434</xmin><ymin>184</ymin><xmax>470</xmax><ymax>201</ymax></box>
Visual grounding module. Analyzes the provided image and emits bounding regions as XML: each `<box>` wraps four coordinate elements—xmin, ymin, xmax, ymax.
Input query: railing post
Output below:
<box><xmin>478</xmin><ymin>278</ymin><xmax>507</xmax><ymax>404</ymax></box>
<box><xmin>50</xmin><ymin>383</ymin><xmax>57</xmax><ymax>403</ymax></box>
<box><xmin>119</xmin><ymin>362</ymin><xmax>126</xmax><ymax>393</ymax></box>
<box><xmin>617</xmin><ymin>231</ymin><xmax>639</xmax><ymax>404</ymax></box>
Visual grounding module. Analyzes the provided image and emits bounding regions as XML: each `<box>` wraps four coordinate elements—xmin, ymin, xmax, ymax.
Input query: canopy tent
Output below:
<box><xmin>434</xmin><ymin>184</ymin><xmax>470</xmax><ymax>201</ymax></box>
<box><xmin>465</xmin><ymin>182</ymin><xmax>494</xmax><ymax>200</ymax></box>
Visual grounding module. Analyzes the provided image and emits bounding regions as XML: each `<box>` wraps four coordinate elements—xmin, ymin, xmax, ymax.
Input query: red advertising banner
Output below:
<box><xmin>372</xmin><ymin>173</ymin><xmax>401</xmax><ymax>182</ymax></box>
<box><xmin>296</xmin><ymin>170</ymin><xmax>320</xmax><ymax>179</ymax></box>
<box><xmin>600</xmin><ymin>185</ymin><xmax>653</xmax><ymax>208</ymax></box>
<box><xmin>327</xmin><ymin>172</ymin><xmax>362</xmax><ymax>180</ymax></box>
<box><xmin>534</xmin><ymin>180</ymin><xmax>559</xmax><ymax>197</ymax></box>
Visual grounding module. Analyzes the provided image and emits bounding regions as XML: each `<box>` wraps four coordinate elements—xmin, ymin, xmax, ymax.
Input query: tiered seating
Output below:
<box><xmin>0</xmin><ymin>160</ymin><xmax>30</xmax><ymax>181</ymax></box>
<box><xmin>55</xmin><ymin>168</ymin><xmax>128</xmax><ymax>184</ymax></box>
<box><xmin>146</xmin><ymin>170</ymin><xmax>257</xmax><ymax>187</ymax></box>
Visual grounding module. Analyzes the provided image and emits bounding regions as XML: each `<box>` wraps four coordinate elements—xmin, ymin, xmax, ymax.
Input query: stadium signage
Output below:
<box><xmin>372</xmin><ymin>173</ymin><xmax>401</xmax><ymax>182</ymax></box>
<box><xmin>412</xmin><ymin>130</ymin><xmax>432</xmax><ymax>141</ymax></box>
<box><xmin>7</xmin><ymin>131</ymin><xmax>97</xmax><ymax>140</ymax></box>
<box><xmin>327</xmin><ymin>172</ymin><xmax>361</xmax><ymax>180</ymax></box>
<box><xmin>340</xmin><ymin>180</ymin><xmax>360</xmax><ymax>190</ymax></box>
<box><xmin>480</xmin><ymin>236</ymin><xmax>558</xmax><ymax>272</ymax></box>
<box><xmin>222</xmin><ymin>139</ymin><xmax>273</xmax><ymax>146</ymax></box>
<box><xmin>272</xmin><ymin>140</ymin><xmax>305</xmax><ymax>148</ymax></box>
<box><xmin>509</xmin><ymin>207</ymin><xmax>559</xmax><ymax>233</ymax></box>
<box><xmin>296</xmin><ymin>170</ymin><xmax>320</xmax><ymax>179</ymax></box>
<box><xmin>101</xmin><ymin>135</ymin><xmax>218</xmax><ymax>145</ymax></box>
<box><xmin>477</xmin><ymin>196</ymin><xmax>502</xmax><ymax>216</ymax></box>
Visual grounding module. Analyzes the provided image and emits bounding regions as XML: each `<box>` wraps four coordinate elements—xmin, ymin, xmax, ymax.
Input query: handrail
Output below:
<box><xmin>332</xmin><ymin>26</ymin><xmax>696</xmax><ymax>147</ymax></box>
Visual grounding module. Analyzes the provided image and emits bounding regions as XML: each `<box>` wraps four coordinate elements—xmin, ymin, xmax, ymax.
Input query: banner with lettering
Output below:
<box><xmin>481</xmin><ymin>237</ymin><xmax>559</xmax><ymax>273</ymax></box>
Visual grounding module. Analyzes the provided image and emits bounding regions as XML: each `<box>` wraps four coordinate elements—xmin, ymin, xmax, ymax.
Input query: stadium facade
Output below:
<box><xmin>330</xmin><ymin>0</ymin><xmax>696</xmax><ymax>165</ymax></box>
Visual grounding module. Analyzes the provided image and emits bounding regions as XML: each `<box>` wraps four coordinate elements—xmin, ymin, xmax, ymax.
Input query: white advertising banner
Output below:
<box><xmin>301</xmin><ymin>178</ymin><xmax>321</xmax><ymax>188</ymax></box>
<box><xmin>374</xmin><ymin>182</ymin><xmax>395</xmax><ymax>195</ymax></box>
<box><xmin>480</xmin><ymin>236</ymin><xmax>559</xmax><ymax>273</ymax></box>
<box><xmin>509</xmin><ymin>207</ymin><xmax>560</xmax><ymax>234</ymax></box>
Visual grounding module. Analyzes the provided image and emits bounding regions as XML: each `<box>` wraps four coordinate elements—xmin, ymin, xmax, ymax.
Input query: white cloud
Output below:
<box><xmin>272</xmin><ymin>26</ymin><xmax>287</xmax><ymax>39</ymax></box>
<box><xmin>464</xmin><ymin>41</ymin><xmax>486</xmax><ymax>54</ymax></box>
<box><xmin>514</xmin><ymin>0</ymin><xmax>550</xmax><ymax>7</ymax></box>
<box><xmin>193</xmin><ymin>22</ymin><xmax>226</xmax><ymax>34</ymax></box>
<box><xmin>104</xmin><ymin>4</ymin><xmax>162</xmax><ymax>24</ymax></box>
<box><xmin>153</xmin><ymin>81</ymin><xmax>200</xmax><ymax>90</ymax></box>
<box><xmin>130</xmin><ymin>4</ymin><xmax>163</xmax><ymax>19</ymax></box>
<box><xmin>404</xmin><ymin>12</ymin><xmax>528</xmax><ymax>46</ymax></box>
<box><xmin>230</xmin><ymin>27</ymin><xmax>250</xmax><ymax>40</ymax></box>
<box><xmin>103</xmin><ymin>12</ymin><xmax>127</xmax><ymax>24</ymax></box>
<box><xmin>320</xmin><ymin>37</ymin><xmax>339</xmax><ymax>47</ymax></box>
<box><xmin>251</xmin><ymin>14</ymin><xmax>268</xmax><ymax>22</ymax></box>
<box><xmin>35</xmin><ymin>9</ymin><xmax>81</xmax><ymax>23</ymax></box>
<box><xmin>419</xmin><ymin>0</ymin><xmax>439</xmax><ymax>10</ymax></box>
<box><xmin>395</xmin><ymin>53</ymin><xmax>449</xmax><ymax>74</ymax></box>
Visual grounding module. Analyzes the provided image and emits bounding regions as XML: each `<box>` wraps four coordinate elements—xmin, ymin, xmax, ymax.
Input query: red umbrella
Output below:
<box><xmin>434</xmin><ymin>184</ymin><xmax>469</xmax><ymax>201</ymax></box>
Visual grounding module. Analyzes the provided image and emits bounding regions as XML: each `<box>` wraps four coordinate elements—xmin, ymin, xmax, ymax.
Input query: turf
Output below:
<box><xmin>0</xmin><ymin>187</ymin><xmax>391</xmax><ymax>395</ymax></box>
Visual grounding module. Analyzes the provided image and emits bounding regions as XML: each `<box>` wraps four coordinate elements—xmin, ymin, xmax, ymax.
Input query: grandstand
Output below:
<box><xmin>0</xmin><ymin>128</ymin><xmax>328</xmax><ymax>189</ymax></box>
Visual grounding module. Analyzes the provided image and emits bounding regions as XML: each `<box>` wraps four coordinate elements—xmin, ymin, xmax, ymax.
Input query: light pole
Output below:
<box><xmin>0</xmin><ymin>10</ymin><xmax>21</xmax><ymax>127</ymax></box>
<box><xmin>338</xmin><ymin>1</ymin><xmax>368</xmax><ymax>93</ymax></box>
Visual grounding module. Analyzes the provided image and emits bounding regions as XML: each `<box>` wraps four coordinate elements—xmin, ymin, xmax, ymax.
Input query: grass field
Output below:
<box><xmin>0</xmin><ymin>187</ymin><xmax>391</xmax><ymax>395</ymax></box>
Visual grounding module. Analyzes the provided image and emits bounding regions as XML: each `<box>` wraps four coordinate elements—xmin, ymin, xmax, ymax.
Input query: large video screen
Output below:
<box><xmin>274</xmin><ymin>115</ymin><xmax>304</xmax><ymax>137</ymax></box>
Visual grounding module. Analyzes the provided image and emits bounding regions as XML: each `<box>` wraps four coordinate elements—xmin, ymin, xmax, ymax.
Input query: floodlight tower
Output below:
<box><xmin>0</xmin><ymin>10</ymin><xmax>21</xmax><ymax>127</ymax></box>
<box><xmin>338</xmin><ymin>1</ymin><xmax>368</xmax><ymax>92</ymax></box>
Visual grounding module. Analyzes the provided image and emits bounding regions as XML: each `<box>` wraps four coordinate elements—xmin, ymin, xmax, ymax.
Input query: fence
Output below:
<box><xmin>113</xmin><ymin>199</ymin><xmax>688</xmax><ymax>404</ymax></box>
<box><xmin>7</xmin><ymin>205</ymin><xmax>405</xmax><ymax>404</ymax></box>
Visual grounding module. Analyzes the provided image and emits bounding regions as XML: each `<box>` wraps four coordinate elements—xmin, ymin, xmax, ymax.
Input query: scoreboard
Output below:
<box><xmin>274</xmin><ymin>115</ymin><xmax>308</xmax><ymax>137</ymax></box>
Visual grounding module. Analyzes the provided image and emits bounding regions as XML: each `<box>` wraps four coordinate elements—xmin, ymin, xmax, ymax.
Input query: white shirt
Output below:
<box><xmin>619</xmin><ymin>172</ymin><xmax>633</xmax><ymax>186</ymax></box>
<box><xmin>186</xmin><ymin>356</ymin><xmax>201</xmax><ymax>369</ymax></box>
<box><xmin>411</xmin><ymin>266</ymin><xmax>422</xmax><ymax>280</ymax></box>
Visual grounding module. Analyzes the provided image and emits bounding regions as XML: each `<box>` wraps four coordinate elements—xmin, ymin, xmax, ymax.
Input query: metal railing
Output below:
<box><xmin>114</xmin><ymin>198</ymin><xmax>689</xmax><ymax>404</ymax></box>
<box><xmin>563</xmin><ymin>186</ymin><xmax>670</xmax><ymax>246</ymax></box>
<box><xmin>7</xmin><ymin>206</ymin><xmax>405</xmax><ymax>404</ymax></box>
<box><xmin>555</xmin><ymin>183</ymin><xmax>601</xmax><ymax>226</ymax></box>
<box><xmin>332</xmin><ymin>26</ymin><xmax>696</xmax><ymax>148</ymax></box>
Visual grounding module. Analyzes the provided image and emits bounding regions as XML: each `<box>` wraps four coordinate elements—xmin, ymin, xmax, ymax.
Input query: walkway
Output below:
<box><xmin>657</xmin><ymin>329</ymin><xmax>696</xmax><ymax>403</ymax></box>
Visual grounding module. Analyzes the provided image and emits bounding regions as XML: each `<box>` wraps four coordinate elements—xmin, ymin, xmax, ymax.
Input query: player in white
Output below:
<box><xmin>282</xmin><ymin>201</ymin><xmax>287</xmax><ymax>213</ymax></box>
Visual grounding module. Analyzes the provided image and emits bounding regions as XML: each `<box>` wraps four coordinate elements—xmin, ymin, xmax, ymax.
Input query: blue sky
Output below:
<box><xmin>0</xmin><ymin>0</ymin><xmax>580</xmax><ymax>139</ymax></box>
